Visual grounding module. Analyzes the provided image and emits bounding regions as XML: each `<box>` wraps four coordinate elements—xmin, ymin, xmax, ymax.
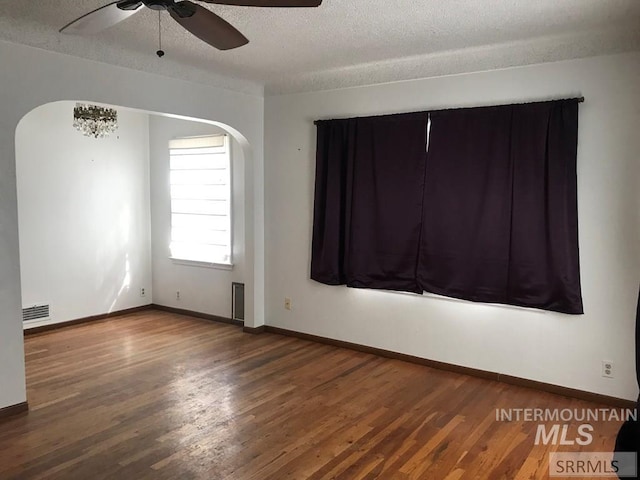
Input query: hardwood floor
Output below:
<box><xmin>0</xmin><ymin>311</ymin><xmax>625</xmax><ymax>479</ymax></box>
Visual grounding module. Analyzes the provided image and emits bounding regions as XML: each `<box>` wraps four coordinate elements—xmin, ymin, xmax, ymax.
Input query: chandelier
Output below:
<box><xmin>73</xmin><ymin>103</ymin><xmax>118</xmax><ymax>138</ymax></box>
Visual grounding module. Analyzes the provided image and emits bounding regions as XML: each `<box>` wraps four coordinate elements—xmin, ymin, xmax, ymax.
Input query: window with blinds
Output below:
<box><xmin>169</xmin><ymin>134</ymin><xmax>232</xmax><ymax>266</ymax></box>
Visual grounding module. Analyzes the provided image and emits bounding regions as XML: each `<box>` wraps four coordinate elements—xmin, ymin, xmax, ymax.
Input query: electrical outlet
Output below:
<box><xmin>140</xmin><ymin>287</ymin><xmax>146</xmax><ymax>297</ymax></box>
<box><xmin>176</xmin><ymin>290</ymin><xmax>180</xmax><ymax>301</ymax></box>
<box><xmin>284</xmin><ymin>297</ymin><xmax>292</xmax><ymax>310</ymax></box>
<box><xmin>602</xmin><ymin>360</ymin><xmax>614</xmax><ymax>378</ymax></box>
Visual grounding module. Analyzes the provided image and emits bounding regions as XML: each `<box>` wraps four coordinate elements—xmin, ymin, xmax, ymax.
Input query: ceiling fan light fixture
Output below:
<box><xmin>73</xmin><ymin>104</ymin><xmax>119</xmax><ymax>139</ymax></box>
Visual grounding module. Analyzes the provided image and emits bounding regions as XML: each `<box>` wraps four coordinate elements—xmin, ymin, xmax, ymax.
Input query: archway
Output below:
<box><xmin>0</xmin><ymin>40</ymin><xmax>265</xmax><ymax>411</ymax></box>
<box><xmin>16</xmin><ymin>101</ymin><xmax>254</xmax><ymax>329</ymax></box>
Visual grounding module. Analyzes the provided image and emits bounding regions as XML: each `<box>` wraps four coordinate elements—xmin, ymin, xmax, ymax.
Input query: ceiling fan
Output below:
<box><xmin>60</xmin><ymin>0</ymin><xmax>323</xmax><ymax>51</ymax></box>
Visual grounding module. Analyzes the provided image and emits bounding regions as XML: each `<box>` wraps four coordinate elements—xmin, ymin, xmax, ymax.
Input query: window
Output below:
<box><xmin>169</xmin><ymin>134</ymin><xmax>232</xmax><ymax>266</ymax></box>
<box><xmin>311</xmin><ymin>99</ymin><xmax>583</xmax><ymax>314</ymax></box>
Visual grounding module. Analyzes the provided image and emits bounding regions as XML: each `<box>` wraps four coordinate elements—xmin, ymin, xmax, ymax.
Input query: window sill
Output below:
<box><xmin>170</xmin><ymin>258</ymin><xmax>234</xmax><ymax>271</ymax></box>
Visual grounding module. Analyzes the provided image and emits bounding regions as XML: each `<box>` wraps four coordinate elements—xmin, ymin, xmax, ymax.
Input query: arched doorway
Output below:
<box><xmin>16</xmin><ymin>101</ymin><xmax>254</xmax><ymax>329</ymax></box>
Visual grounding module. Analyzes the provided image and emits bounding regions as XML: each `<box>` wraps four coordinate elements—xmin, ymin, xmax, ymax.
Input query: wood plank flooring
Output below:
<box><xmin>0</xmin><ymin>310</ymin><xmax>625</xmax><ymax>479</ymax></box>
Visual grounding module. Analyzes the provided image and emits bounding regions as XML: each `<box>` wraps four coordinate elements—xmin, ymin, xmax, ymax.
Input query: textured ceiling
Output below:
<box><xmin>1</xmin><ymin>0</ymin><xmax>639</xmax><ymax>95</ymax></box>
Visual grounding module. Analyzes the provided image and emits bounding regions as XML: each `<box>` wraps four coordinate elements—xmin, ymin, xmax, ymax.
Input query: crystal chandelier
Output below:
<box><xmin>73</xmin><ymin>103</ymin><xmax>118</xmax><ymax>138</ymax></box>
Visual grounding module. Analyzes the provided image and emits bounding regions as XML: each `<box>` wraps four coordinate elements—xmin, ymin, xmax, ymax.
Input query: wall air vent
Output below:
<box><xmin>22</xmin><ymin>304</ymin><xmax>50</xmax><ymax>322</ymax></box>
<box><xmin>232</xmin><ymin>282</ymin><xmax>245</xmax><ymax>321</ymax></box>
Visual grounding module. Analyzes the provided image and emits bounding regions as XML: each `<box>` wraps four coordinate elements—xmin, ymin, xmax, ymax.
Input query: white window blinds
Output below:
<box><xmin>169</xmin><ymin>134</ymin><xmax>231</xmax><ymax>265</ymax></box>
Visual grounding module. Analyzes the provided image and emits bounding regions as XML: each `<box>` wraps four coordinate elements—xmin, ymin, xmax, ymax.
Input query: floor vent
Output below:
<box><xmin>23</xmin><ymin>304</ymin><xmax>50</xmax><ymax>322</ymax></box>
<box><xmin>232</xmin><ymin>282</ymin><xmax>245</xmax><ymax>321</ymax></box>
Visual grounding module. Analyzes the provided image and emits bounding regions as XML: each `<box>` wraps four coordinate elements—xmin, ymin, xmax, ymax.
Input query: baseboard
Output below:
<box><xmin>264</xmin><ymin>325</ymin><xmax>636</xmax><ymax>409</ymax></box>
<box><xmin>152</xmin><ymin>304</ymin><xmax>243</xmax><ymax>327</ymax></box>
<box><xmin>23</xmin><ymin>306</ymin><xmax>633</xmax><ymax>408</ymax></box>
<box><xmin>23</xmin><ymin>305</ymin><xmax>153</xmax><ymax>335</ymax></box>
<box><xmin>243</xmin><ymin>325</ymin><xmax>266</xmax><ymax>334</ymax></box>
<box><xmin>0</xmin><ymin>401</ymin><xmax>28</xmax><ymax>421</ymax></box>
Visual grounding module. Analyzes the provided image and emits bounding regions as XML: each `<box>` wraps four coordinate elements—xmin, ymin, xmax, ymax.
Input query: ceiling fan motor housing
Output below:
<box><xmin>127</xmin><ymin>0</ymin><xmax>196</xmax><ymax>18</ymax></box>
<box><xmin>143</xmin><ymin>0</ymin><xmax>174</xmax><ymax>11</ymax></box>
<box><xmin>117</xmin><ymin>0</ymin><xmax>180</xmax><ymax>11</ymax></box>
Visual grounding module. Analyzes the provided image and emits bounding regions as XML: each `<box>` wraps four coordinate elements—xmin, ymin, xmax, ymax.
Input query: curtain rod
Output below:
<box><xmin>313</xmin><ymin>96</ymin><xmax>585</xmax><ymax>125</ymax></box>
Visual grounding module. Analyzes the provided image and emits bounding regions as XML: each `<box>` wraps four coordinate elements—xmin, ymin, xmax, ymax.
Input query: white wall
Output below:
<box><xmin>264</xmin><ymin>52</ymin><xmax>640</xmax><ymax>401</ymax></box>
<box><xmin>0</xmin><ymin>39</ymin><xmax>264</xmax><ymax>410</ymax></box>
<box><xmin>16</xmin><ymin>102</ymin><xmax>152</xmax><ymax>324</ymax></box>
<box><xmin>149</xmin><ymin>115</ymin><xmax>246</xmax><ymax>317</ymax></box>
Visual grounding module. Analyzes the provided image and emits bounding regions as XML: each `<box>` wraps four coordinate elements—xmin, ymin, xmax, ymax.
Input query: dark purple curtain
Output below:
<box><xmin>418</xmin><ymin>100</ymin><xmax>583</xmax><ymax>313</ymax></box>
<box><xmin>311</xmin><ymin>112</ymin><xmax>429</xmax><ymax>292</ymax></box>
<box><xmin>311</xmin><ymin>99</ymin><xmax>583</xmax><ymax>314</ymax></box>
<box><xmin>310</xmin><ymin>118</ymin><xmax>352</xmax><ymax>285</ymax></box>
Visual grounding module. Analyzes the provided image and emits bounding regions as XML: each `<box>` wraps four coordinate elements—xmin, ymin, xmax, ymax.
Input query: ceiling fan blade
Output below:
<box><xmin>169</xmin><ymin>1</ymin><xmax>249</xmax><ymax>51</ymax></box>
<box><xmin>197</xmin><ymin>0</ymin><xmax>322</xmax><ymax>6</ymax></box>
<box><xmin>60</xmin><ymin>1</ymin><xmax>142</xmax><ymax>35</ymax></box>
